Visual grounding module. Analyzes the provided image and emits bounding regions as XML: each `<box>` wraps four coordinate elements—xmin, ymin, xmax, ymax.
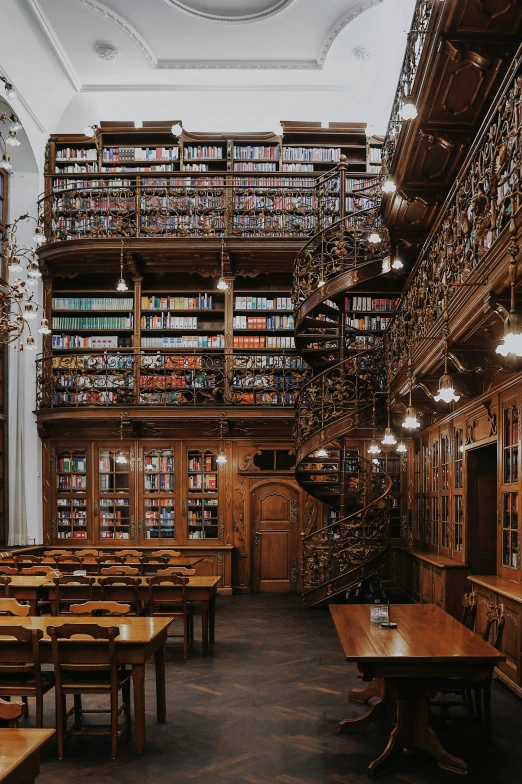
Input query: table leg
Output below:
<box><xmin>155</xmin><ymin>644</ymin><xmax>166</xmax><ymax>723</ymax></box>
<box><xmin>349</xmin><ymin>677</ymin><xmax>385</xmax><ymax>704</ymax></box>
<box><xmin>132</xmin><ymin>663</ymin><xmax>146</xmax><ymax>755</ymax></box>
<box><xmin>368</xmin><ymin>680</ymin><xmax>468</xmax><ymax>778</ymax></box>
<box><xmin>209</xmin><ymin>594</ymin><xmax>216</xmax><ymax>644</ymax></box>
<box><xmin>201</xmin><ymin>599</ymin><xmax>210</xmax><ymax>656</ymax></box>
<box><xmin>339</xmin><ymin>697</ymin><xmax>387</xmax><ymax>734</ymax></box>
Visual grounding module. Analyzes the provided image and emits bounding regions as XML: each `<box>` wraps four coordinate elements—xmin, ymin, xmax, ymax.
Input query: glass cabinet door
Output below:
<box><xmin>53</xmin><ymin>447</ymin><xmax>89</xmax><ymax>541</ymax></box>
<box><xmin>186</xmin><ymin>448</ymin><xmax>222</xmax><ymax>541</ymax></box>
<box><xmin>141</xmin><ymin>447</ymin><xmax>177</xmax><ymax>541</ymax></box>
<box><xmin>96</xmin><ymin>446</ymin><xmax>134</xmax><ymax>542</ymax></box>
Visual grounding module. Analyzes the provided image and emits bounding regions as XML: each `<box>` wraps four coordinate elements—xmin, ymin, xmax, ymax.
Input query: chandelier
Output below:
<box><xmin>1</xmin><ymin>214</ymin><xmax>49</xmax><ymax>350</ymax></box>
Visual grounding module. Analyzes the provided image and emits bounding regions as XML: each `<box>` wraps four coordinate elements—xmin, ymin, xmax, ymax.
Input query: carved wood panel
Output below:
<box><xmin>448</xmin><ymin>0</ymin><xmax>522</xmax><ymax>34</ymax></box>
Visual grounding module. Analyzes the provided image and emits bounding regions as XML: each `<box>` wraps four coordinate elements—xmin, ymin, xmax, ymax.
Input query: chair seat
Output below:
<box><xmin>0</xmin><ymin>671</ymin><xmax>55</xmax><ymax>691</ymax></box>
<box><xmin>60</xmin><ymin>669</ymin><xmax>132</xmax><ymax>694</ymax></box>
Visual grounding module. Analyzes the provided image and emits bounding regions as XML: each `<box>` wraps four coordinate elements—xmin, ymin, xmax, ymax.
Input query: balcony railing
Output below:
<box><xmin>36</xmin><ymin>351</ymin><xmax>311</xmax><ymax>409</ymax></box>
<box><xmin>38</xmin><ymin>168</ymin><xmax>378</xmax><ymax>243</ymax></box>
<box><xmin>384</xmin><ymin>58</ymin><xmax>522</xmax><ymax>380</ymax></box>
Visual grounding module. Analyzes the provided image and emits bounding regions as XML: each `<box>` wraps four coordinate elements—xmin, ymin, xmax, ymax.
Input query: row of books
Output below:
<box><xmin>188</xmin><ymin>456</ymin><xmax>215</xmax><ymax>471</ymax></box>
<box><xmin>53</xmin><ymin>374</ymin><xmax>133</xmax><ymax>390</ymax></box>
<box><xmin>281</xmin><ymin>163</ymin><xmax>314</xmax><ymax>171</ymax></box>
<box><xmin>52</xmin><ymin>335</ymin><xmax>133</xmax><ymax>349</ymax></box>
<box><xmin>232</xmin><ymin>374</ymin><xmax>306</xmax><ymax>389</ymax></box>
<box><xmin>234</xmin><ymin>391</ymin><xmax>298</xmax><ymax>405</ymax></box>
<box><xmin>233</xmin><ymin>195</ymin><xmax>314</xmax><ymax>209</ymax></box>
<box><xmin>368</xmin><ymin>146</ymin><xmax>382</xmax><ymax>163</ymax></box>
<box><xmin>141</xmin><ymin>316</ymin><xmax>204</xmax><ymax>330</ymax></box>
<box><xmin>187</xmin><ymin>498</ymin><xmax>218</xmax><ymax>506</ymax></box>
<box><xmin>139</xmin><ymin>376</ymin><xmax>215</xmax><ymax>390</ymax></box>
<box><xmin>56</xmin><ymin>456</ymin><xmax>87</xmax><ymax>472</ymax></box>
<box><xmin>99</xmin><ymin>532</ymin><xmax>130</xmax><ymax>539</ymax></box>
<box><xmin>188</xmin><ymin>531</ymin><xmax>217</xmax><ymax>539</ymax></box>
<box><xmin>232</xmin><ymin>176</ymin><xmax>315</xmax><ymax>187</ymax></box>
<box><xmin>53</xmin><ymin>178</ymin><xmax>132</xmax><ymax>191</ymax></box>
<box><xmin>145</xmin><ymin>530</ymin><xmax>176</xmax><ymax>538</ymax></box>
<box><xmin>52</xmin><ymin>297</ymin><xmax>134</xmax><ymax>311</ymax></box>
<box><xmin>234</xmin><ymin>296</ymin><xmax>292</xmax><ymax>311</ymax></box>
<box><xmin>184</xmin><ymin>146</ymin><xmax>224</xmax><ymax>160</ymax></box>
<box><xmin>233</xmin><ymin>336</ymin><xmax>295</xmax><ymax>348</ymax></box>
<box><xmin>102</xmin><ymin>147</ymin><xmax>179</xmax><ymax>162</ymax></box>
<box><xmin>346</xmin><ymin>316</ymin><xmax>392</xmax><ymax>331</ymax></box>
<box><xmin>188</xmin><ymin>476</ymin><xmax>218</xmax><ymax>490</ymax></box>
<box><xmin>57</xmin><ymin>499</ymin><xmax>87</xmax><ymax>507</ymax></box>
<box><xmin>345</xmin><ymin>297</ymin><xmax>399</xmax><ymax>312</ymax></box>
<box><xmin>101</xmin><ymin>165</ymin><xmax>177</xmax><ymax>172</ymax></box>
<box><xmin>56</xmin><ymin>512</ymin><xmax>87</xmax><ymax>520</ymax></box>
<box><xmin>57</xmin><ymin>164</ymin><xmax>98</xmax><ymax>173</ymax></box>
<box><xmin>57</xmin><ymin>476</ymin><xmax>86</xmax><ymax>490</ymax></box>
<box><xmin>232</xmin><ymin>355</ymin><xmax>307</xmax><ymax>369</ymax></box>
<box><xmin>57</xmin><ymin>532</ymin><xmax>88</xmax><ymax>539</ymax></box>
<box><xmin>233</xmin><ymin>163</ymin><xmax>278</xmax><ymax>172</ymax></box>
<box><xmin>99</xmin><ymin>498</ymin><xmax>129</xmax><ymax>507</ymax></box>
<box><xmin>282</xmin><ymin>147</ymin><xmax>341</xmax><ymax>162</ymax></box>
<box><xmin>184</xmin><ymin>164</ymin><xmax>209</xmax><ymax>171</ymax></box>
<box><xmin>56</xmin><ymin>147</ymin><xmax>97</xmax><ymax>160</ymax></box>
<box><xmin>233</xmin><ymin>146</ymin><xmax>279</xmax><ymax>159</ymax></box>
<box><xmin>144</xmin><ymin>476</ymin><xmax>174</xmax><ymax>490</ymax></box>
<box><xmin>141</xmin><ymin>294</ymin><xmax>214</xmax><ymax>311</ymax></box>
<box><xmin>144</xmin><ymin>456</ymin><xmax>174</xmax><ymax>472</ymax></box>
<box><xmin>52</xmin><ymin>316</ymin><xmax>133</xmax><ymax>330</ymax></box>
<box><xmin>145</xmin><ymin>513</ymin><xmax>175</xmax><ymax>523</ymax></box>
<box><xmin>346</xmin><ymin>196</ymin><xmax>374</xmax><ymax>212</ymax></box>
<box><xmin>231</xmin><ymin>215</ymin><xmax>314</xmax><ymax>230</ymax></box>
<box><xmin>232</xmin><ymin>315</ymin><xmax>294</xmax><ymax>330</ymax></box>
<box><xmin>141</xmin><ymin>335</ymin><xmax>225</xmax><ymax>348</ymax></box>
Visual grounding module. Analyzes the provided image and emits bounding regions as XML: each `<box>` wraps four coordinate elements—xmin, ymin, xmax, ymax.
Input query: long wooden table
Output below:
<box><xmin>330</xmin><ymin>604</ymin><xmax>505</xmax><ymax>777</ymax></box>
<box><xmin>0</xmin><ymin>728</ymin><xmax>54</xmax><ymax>783</ymax></box>
<box><xmin>0</xmin><ymin>617</ymin><xmax>172</xmax><ymax>755</ymax></box>
<box><xmin>2</xmin><ymin>575</ymin><xmax>219</xmax><ymax>655</ymax></box>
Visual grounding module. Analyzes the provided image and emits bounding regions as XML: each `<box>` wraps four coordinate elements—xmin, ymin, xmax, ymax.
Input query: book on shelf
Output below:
<box><xmin>141</xmin><ymin>294</ymin><xmax>213</xmax><ymax>311</ymax></box>
<box><xmin>233</xmin><ymin>162</ymin><xmax>278</xmax><ymax>172</ymax></box>
<box><xmin>56</xmin><ymin>148</ymin><xmax>97</xmax><ymax>161</ymax></box>
<box><xmin>102</xmin><ymin>147</ymin><xmax>179</xmax><ymax>162</ymax></box>
<box><xmin>56</xmin><ymin>163</ymin><xmax>98</xmax><ymax>173</ymax></box>
<box><xmin>101</xmin><ymin>164</ymin><xmax>177</xmax><ymax>173</ymax></box>
<box><xmin>232</xmin><ymin>354</ymin><xmax>307</xmax><ymax>369</ymax></box>
<box><xmin>282</xmin><ymin>147</ymin><xmax>341</xmax><ymax>162</ymax></box>
<box><xmin>233</xmin><ymin>146</ymin><xmax>279</xmax><ymax>160</ymax></box>
<box><xmin>346</xmin><ymin>316</ymin><xmax>392</xmax><ymax>331</ymax></box>
<box><xmin>233</xmin><ymin>335</ymin><xmax>295</xmax><ymax>348</ymax></box>
<box><xmin>231</xmin><ymin>176</ymin><xmax>315</xmax><ymax>187</ymax></box>
<box><xmin>57</xmin><ymin>456</ymin><xmax>87</xmax><ymax>472</ymax></box>
<box><xmin>281</xmin><ymin>163</ymin><xmax>314</xmax><ymax>171</ymax></box>
<box><xmin>345</xmin><ymin>297</ymin><xmax>398</xmax><ymax>312</ymax></box>
<box><xmin>184</xmin><ymin>146</ymin><xmax>223</xmax><ymax>160</ymax></box>
<box><xmin>51</xmin><ymin>335</ymin><xmax>133</xmax><ymax>350</ymax></box>
<box><xmin>368</xmin><ymin>164</ymin><xmax>381</xmax><ymax>173</ymax></box>
<box><xmin>368</xmin><ymin>146</ymin><xmax>382</xmax><ymax>163</ymax></box>
<box><xmin>52</xmin><ymin>315</ymin><xmax>133</xmax><ymax>330</ymax></box>
<box><xmin>232</xmin><ymin>315</ymin><xmax>294</xmax><ymax>330</ymax></box>
<box><xmin>52</xmin><ymin>297</ymin><xmax>134</xmax><ymax>311</ymax></box>
<box><xmin>53</xmin><ymin>178</ymin><xmax>132</xmax><ymax>191</ymax></box>
<box><xmin>140</xmin><ymin>335</ymin><xmax>224</xmax><ymax>348</ymax></box>
<box><xmin>141</xmin><ymin>315</ymin><xmax>200</xmax><ymax>330</ymax></box>
<box><xmin>234</xmin><ymin>296</ymin><xmax>293</xmax><ymax>310</ymax></box>
<box><xmin>183</xmin><ymin>164</ymin><xmax>209</xmax><ymax>172</ymax></box>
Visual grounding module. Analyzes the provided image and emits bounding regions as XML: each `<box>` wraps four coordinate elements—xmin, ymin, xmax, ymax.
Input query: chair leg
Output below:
<box><xmin>474</xmin><ymin>687</ymin><xmax>483</xmax><ymax>730</ymax></box>
<box><xmin>110</xmin><ymin>690</ymin><xmax>118</xmax><ymax>759</ymax></box>
<box><xmin>22</xmin><ymin>695</ymin><xmax>29</xmax><ymax>717</ymax></box>
<box><xmin>122</xmin><ymin>679</ymin><xmax>132</xmax><ymax>740</ymax></box>
<box><xmin>56</xmin><ymin>692</ymin><xmax>65</xmax><ymax>760</ymax></box>
<box><xmin>35</xmin><ymin>693</ymin><xmax>43</xmax><ymax>729</ymax></box>
<box><xmin>183</xmin><ymin>613</ymin><xmax>189</xmax><ymax>659</ymax></box>
<box><xmin>189</xmin><ymin>610</ymin><xmax>194</xmax><ymax>648</ymax></box>
<box><xmin>73</xmin><ymin>694</ymin><xmax>82</xmax><ymax>731</ymax></box>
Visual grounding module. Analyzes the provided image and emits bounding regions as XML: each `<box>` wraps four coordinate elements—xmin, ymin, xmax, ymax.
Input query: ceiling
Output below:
<box><xmin>1</xmin><ymin>0</ymin><xmax>415</xmax><ymax>162</ymax></box>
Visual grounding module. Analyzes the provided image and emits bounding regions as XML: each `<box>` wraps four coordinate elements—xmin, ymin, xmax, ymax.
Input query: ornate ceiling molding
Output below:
<box><xmin>318</xmin><ymin>0</ymin><xmax>383</xmax><ymax>67</ymax></box>
<box><xmin>160</xmin><ymin>0</ymin><xmax>296</xmax><ymax>23</ymax></box>
<box><xmin>72</xmin><ymin>0</ymin><xmax>157</xmax><ymax>67</ymax></box>
<box><xmin>26</xmin><ymin>0</ymin><xmax>82</xmax><ymax>90</ymax></box>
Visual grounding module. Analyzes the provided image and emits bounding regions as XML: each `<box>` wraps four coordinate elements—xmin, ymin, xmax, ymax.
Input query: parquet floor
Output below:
<box><xmin>32</xmin><ymin>594</ymin><xmax>521</xmax><ymax>783</ymax></box>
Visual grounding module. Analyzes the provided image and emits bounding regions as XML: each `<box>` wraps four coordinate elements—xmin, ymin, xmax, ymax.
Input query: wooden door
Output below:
<box><xmin>251</xmin><ymin>481</ymin><xmax>300</xmax><ymax>592</ymax></box>
<box><xmin>467</xmin><ymin>444</ymin><xmax>497</xmax><ymax>574</ymax></box>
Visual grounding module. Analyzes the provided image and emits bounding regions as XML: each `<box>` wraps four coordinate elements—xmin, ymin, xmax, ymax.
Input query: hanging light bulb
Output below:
<box><xmin>10</xmin><ymin>120</ymin><xmax>22</xmax><ymax>132</ymax></box>
<box><xmin>26</xmin><ymin>277</ymin><xmax>37</xmax><ymax>288</ymax></box>
<box><xmin>216</xmin><ymin>417</ymin><xmax>228</xmax><ymax>464</ymax></box>
<box><xmin>399</xmin><ymin>100</ymin><xmax>418</xmax><ymax>121</ymax></box>
<box><xmin>83</xmin><ymin>125</ymin><xmax>96</xmax><ymax>137</ymax></box>
<box><xmin>495</xmin><ymin>257</ymin><xmax>522</xmax><ymax>356</ymax></box>
<box><xmin>217</xmin><ymin>238</ymin><xmax>229</xmax><ymax>291</ymax></box>
<box><xmin>115</xmin><ymin>452</ymin><xmax>128</xmax><ymax>464</ymax></box>
<box><xmin>434</xmin><ymin>302</ymin><xmax>460</xmax><ymax>403</ymax></box>
<box><xmin>0</xmin><ymin>154</ymin><xmax>12</xmax><ymax>171</ymax></box>
<box><xmin>116</xmin><ymin>240</ymin><xmax>128</xmax><ymax>292</ymax></box>
<box><xmin>4</xmin><ymin>83</ymin><xmax>16</xmax><ymax>99</ymax></box>
<box><xmin>22</xmin><ymin>304</ymin><xmax>37</xmax><ymax>321</ymax></box>
<box><xmin>368</xmin><ymin>441</ymin><xmax>381</xmax><ymax>454</ymax></box>
<box><xmin>382</xmin><ymin>256</ymin><xmax>391</xmax><ymax>274</ymax></box>
<box><xmin>5</xmin><ymin>130</ymin><xmax>20</xmax><ymax>147</ymax></box>
<box><xmin>397</xmin><ymin>441</ymin><xmax>408</xmax><ymax>453</ymax></box>
<box><xmin>403</xmin><ymin>356</ymin><xmax>421</xmax><ymax>428</ymax></box>
<box><xmin>392</xmin><ymin>258</ymin><xmax>404</xmax><ymax>271</ymax></box>
<box><xmin>372</xmin><ymin>458</ymin><xmax>380</xmax><ymax>465</ymax></box>
<box><xmin>317</xmin><ymin>278</ymin><xmax>325</xmax><ymax>288</ymax></box>
<box><xmin>382</xmin><ymin>178</ymin><xmax>396</xmax><ymax>194</ymax></box>
<box><xmin>25</xmin><ymin>336</ymin><xmax>36</xmax><ymax>351</ymax></box>
<box><xmin>368</xmin><ymin>232</ymin><xmax>382</xmax><ymax>244</ymax></box>
<box><xmin>27</xmin><ymin>262</ymin><xmax>42</xmax><ymax>279</ymax></box>
<box><xmin>38</xmin><ymin>319</ymin><xmax>51</xmax><ymax>335</ymax></box>
<box><xmin>216</xmin><ymin>450</ymin><xmax>227</xmax><ymax>464</ymax></box>
<box><xmin>381</xmin><ymin>428</ymin><xmax>397</xmax><ymax>446</ymax></box>
<box><xmin>171</xmin><ymin>123</ymin><xmax>183</xmax><ymax>137</ymax></box>
<box><xmin>32</xmin><ymin>227</ymin><xmax>46</xmax><ymax>246</ymax></box>
<box><xmin>316</xmin><ymin>448</ymin><xmax>328</xmax><ymax>458</ymax></box>
<box><xmin>8</xmin><ymin>257</ymin><xmax>23</xmax><ymax>272</ymax></box>
<box><xmin>273</xmin><ymin>123</ymin><xmax>284</xmax><ymax>137</ymax></box>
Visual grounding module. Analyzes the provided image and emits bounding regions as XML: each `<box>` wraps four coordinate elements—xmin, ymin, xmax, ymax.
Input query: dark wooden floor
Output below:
<box><xmin>30</xmin><ymin>594</ymin><xmax>521</xmax><ymax>783</ymax></box>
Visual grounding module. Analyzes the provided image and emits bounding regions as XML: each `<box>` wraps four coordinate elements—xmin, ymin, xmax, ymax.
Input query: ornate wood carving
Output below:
<box><xmin>233</xmin><ymin>480</ymin><xmax>246</xmax><ymax>554</ymax></box>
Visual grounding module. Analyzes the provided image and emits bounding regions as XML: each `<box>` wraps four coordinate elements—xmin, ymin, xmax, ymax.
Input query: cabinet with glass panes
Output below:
<box><xmin>185</xmin><ymin>447</ymin><xmax>223</xmax><ymax>540</ymax></box>
<box><xmin>53</xmin><ymin>447</ymin><xmax>89</xmax><ymax>540</ymax></box>
<box><xmin>96</xmin><ymin>445</ymin><xmax>134</xmax><ymax>541</ymax></box>
<box><xmin>140</xmin><ymin>445</ymin><xmax>177</xmax><ymax>541</ymax></box>
<box><xmin>371</xmin><ymin>450</ymin><xmax>403</xmax><ymax>540</ymax></box>
<box><xmin>500</xmin><ymin>396</ymin><xmax>521</xmax><ymax>578</ymax></box>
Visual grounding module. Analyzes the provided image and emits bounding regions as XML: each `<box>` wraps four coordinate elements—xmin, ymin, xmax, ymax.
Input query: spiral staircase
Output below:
<box><xmin>293</xmin><ymin>168</ymin><xmax>393</xmax><ymax>607</ymax></box>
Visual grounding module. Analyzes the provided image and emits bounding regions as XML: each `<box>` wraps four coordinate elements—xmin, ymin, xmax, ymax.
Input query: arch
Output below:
<box><xmin>73</xmin><ymin>0</ymin><xmax>157</xmax><ymax>67</ymax></box>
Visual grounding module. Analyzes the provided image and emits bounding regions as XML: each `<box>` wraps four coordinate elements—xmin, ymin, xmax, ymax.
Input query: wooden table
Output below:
<box><xmin>0</xmin><ymin>617</ymin><xmax>172</xmax><ymax>755</ymax></box>
<box><xmin>2</xmin><ymin>575</ymin><xmax>219</xmax><ymax>656</ymax></box>
<box><xmin>0</xmin><ymin>728</ymin><xmax>54</xmax><ymax>783</ymax></box>
<box><xmin>330</xmin><ymin>604</ymin><xmax>505</xmax><ymax>777</ymax></box>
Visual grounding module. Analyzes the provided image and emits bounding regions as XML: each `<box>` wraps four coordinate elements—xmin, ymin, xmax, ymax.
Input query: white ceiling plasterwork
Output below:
<box><xmin>161</xmin><ymin>0</ymin><xmax>297</xmax><ymax>23</ymax></box>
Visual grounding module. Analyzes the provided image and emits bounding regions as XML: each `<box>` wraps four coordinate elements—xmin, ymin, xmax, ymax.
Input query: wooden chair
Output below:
<box><xmin>54</xmin><ymin>555</ymin><xmax>84</xmax><ymax>574</ymax></box>
<box><xmin>14</xmin><ymin>555</ymin><xmax>42</xmax><ymax>567</ymax></box>
<box><xmin>0</xmin><ymin>696</ymin><xmax>24</xmax><ymax>727</ymax></box>
<box><xmin>54</xmin><ymin>576</ymin><xmax>94</xmax><ymax>614</ymax></box>
<box><xmin>156</xmin><ymin>567</ymin><xmax>195</xmax><ymax>577</ymax></box>
<box><xmin>461</xmin><ymin>591</ymin><xmax>477</xmax><ymax>631</ymax></box>
<box><xmin>140</xmin><ymin>555</ymin><xmax>168</xmax><ymax>575</ymax></box>
<box><xmin>45</xmin><ymin>550</ymin><xmax>69</xmax><ymax>557</ymax></box>
<box><xmin>147</xmin><ymin>575</ymin><xmax>193</xmax><ymax>658</ymax></box>
<box><xmin>100</xmin><ymin>565</ymin><xmax>139</xmax><ymax>576</ymax></box>
<box><xmin>96</xmin><ymin>556</ymin><xmax>123</xmax><ymax>566</ymax></box>
<box><xmin>70</xmin><ymin>601</ymin><xmax>131</xmax><ymax>617</ymax></box>
<box><xmin>75</xmin><ymin>549</ymin><xmax>99</xmax><ymax>557</ymax></box>
<box><xmin>101</xmin><ymin>577</ymin><xmax>141</xmax><ymax>615</ymax></box>
<box><xmin>0</xmin><ymin>576</ymin><xmax>12</xmax><ymax>597</ymax></box>
<box><xmin>21</xmin><ymin>566</ymin><xmax>62</xmax><ymax>577</ymax></box>
<box><xmin>48</xmin><ymin>623</ymin><xmax>132</xmax><ymax>759</ymax></box>
<box><xmin>114</xmin><ymin>550</ymin><xmax>142</xmax><ymax>559</ymax></box>
<box><xmin>0</xmin><ymin>625</ymin><xmax>55</xmax><ymax>728</ymax></box>
<box><xmin>0</xmin><ymin>599</ymin><xmax>30</xmax><ymax>616</ymax></box>
<box><xmin>0</xmin><ymin>566</ymin><xmax>17</xmax><ymax>575</ymax></box>
<box><xmin>150</xmin><ymin>550</ymin><xmax>181</xmax><ymax>558</ymax></box>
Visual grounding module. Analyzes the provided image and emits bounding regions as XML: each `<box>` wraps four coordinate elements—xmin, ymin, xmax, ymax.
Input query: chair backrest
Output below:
<box><xmin>114</xmin><ymin>550</ymin><xmax>142</xmax><ymax>558</ymax></box>
<box><xmin>21</xmin><ymin>566</ymin><xmax>61</xmax><ymax>576</ymax></box>
<box><xmin>100</xmin><ymin>565</ymin><xmax>139</xmax><ymax>576</ymax></box>
<box><xmin>148</xmin><ymin>574</ymin><xmax>188</xmax><ymax>613</ymax></box>
<box><xmin>0</xmin><ymin>566</ymin><xmax>17</xmax><ymax>575</ymax></box>
<box><xmin>14</xmin><ymin>555</ymin><xmax>42</xmax><ymax>565</ymax></box>
<box><xmin>150</xmin><ymin>550</ymin><xmax>181</xmax><ymax>558</ymax></box>
<box><xmin>45</xmin><ymin>550</ymin><xmax>69</xmax><ymax>557</ymax></box>
<box><xmin>69</xmin><ymin>601</ymin><xmax>131</xmax><ymax>617</ymax></box>
<box><xmin>461</xmin><ymin>591</ymin><xmax>477</xmax><ymax>631</ymax></box>
<box><xmin>101</xmin><ymin>576</ymin><xmax>140</xmax><ymax>609</ymax></box>
<box><xmin>0</xmin><ymin>625</ymin><xmax>43</xmax><ymax>670</ymax></box>
<box><xmin>0</xmin><ymin>696</ymin><xmax>24</xmax><ymax>727</ymax></box>
<box><xmin>55</xmin><ymin>555</ymin><xmax>82</xmax><ymax>564</ymax></box>
<box><xmin>156</xmin><ymin>567</ymin><xmax>195</xmax><ymax>576</ymax></box>
<box><xmin>54</xmin><ymin>575</ymin><xmax>94</xmax><ymax>608</ymax></box>
<box><xmin>75</xmin><ymin>549</ymin><xmax>99</xmax><ymax>557</ymax></box>
<box><xmin>96</xmin><ymin>555</ymin><xmax>123</xmax><ymax>565</ymax></box>
<box><xmin>0</xmin><ymin>577</ymin><xmax>12</xmax><ymax>597</ymax></box>
<box><xmin>141</xmin><ymin>556</ymin><xmax>169</xmax><ymax>564</ymax></box>
<box><xmin>54</xmin><ymin>555</ymin><xmax>84</xmax><ymax>574</ymax></box>
<box><xmin>48</xmin><ymin>624</ymin><xmax>119</xmax><ymax>684</ymax></box>
<box><xmin>483</xmin><ymin>604</ymin><xmax>506</xmax><ymax>649</ymax></box>
<box><xmin>0</xmin><ymin>598</ymin><xmax>30</xmax><ymax>617</ymax></box>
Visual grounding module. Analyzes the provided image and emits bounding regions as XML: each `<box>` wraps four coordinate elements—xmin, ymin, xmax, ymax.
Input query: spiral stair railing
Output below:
<box><xmin>293</xmin><ymin>170</ymin><xmax>393</xmax><ymax>606</ymax></box>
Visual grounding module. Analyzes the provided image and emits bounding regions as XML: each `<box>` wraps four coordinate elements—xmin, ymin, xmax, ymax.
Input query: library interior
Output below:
<box><xmin>1</xmin><ymin>0</ymin><xmax>522</xmax><ymax>781</ymax></box>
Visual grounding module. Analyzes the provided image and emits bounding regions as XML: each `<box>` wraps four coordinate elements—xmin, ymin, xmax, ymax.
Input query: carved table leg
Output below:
<box><xmin>349</xmin><ymin>677</ymin><xmax>385</xmax><ymax>704</ymax></box>
<box><xmin>339</xmin><ymin>697</ymin><xmax>387</xmax><ymax>734</ymax></box>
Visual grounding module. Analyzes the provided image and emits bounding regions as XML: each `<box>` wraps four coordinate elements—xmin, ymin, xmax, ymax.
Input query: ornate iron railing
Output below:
<box><xmin>39</xmin><ymin>169</ymin><xmax>379</xmax><ymax>243</ymax></box>
<box><xmin>384</xmin><ymin>62</ymin><xmax>522</xmax><ymax>380</ymax></box>
<box><xmin>36</xmin><ymin>350</ymin><xmax>310</xmax><ymax>409</ymax></box>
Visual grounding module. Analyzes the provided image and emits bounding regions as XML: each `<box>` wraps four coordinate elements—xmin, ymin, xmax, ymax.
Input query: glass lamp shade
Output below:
<box><xmin>32</xmin><ymin>229</ymin><xmax>46</xmax><ymax>246</ymax></box>
<box><xmin>496</xmin><ymin>314</ymin><xmax>522</xmax><ymax>357</ymax></box>
<box><xmin>216</xmin><ymin>277</ymin><xmax>229</xmax><ymax>291</ymax></box>
<box><xmin>382</xmin><ymin>179</ymin><xmax>396</xmax><ymax>194</ymax></box>
<box><xmin>434</xmin><ymin>373</ymin><xmax>460</xmax><ymax>403</ymax></box>
<box><xmin>116</xmin><ymin>278</ymin><xmax>128</xmax><ymax>292</ymax></box>
<box><xmin>381</xmin><ymin>427</ymin><xmax>397</xmax><ymax>446</ymax></box>
<box><xmin>216</xmin><ymin>451</ymin><xmax>227</xmax><ymax>464</ymax></box>
<box><xmin>316</xmin><ymin>448</ymin><xmax>328</xmax><ymax>458</ymax></box>
<box><xmin>368</xmin><ymin>232</ymin><xmax>382</xmax><ymax>244</ymax></box>
<box><xmin>5</xmin><ymin>132</ymin><xmax>20</xmax><ymax>147</ymax></box>
<box><xmin>397</xmin><ymin>441</ymin><xmax>408</xmax><ymax>453</ymax></box>
<box><xmin>317</xmin><ymin>278</ymin><xmax>325</xmax><ymax>288</ymax></box>
<box><xmin>38</xmin><ymin>319</ymin><xmax>51</xmax><ymax>335</ymax></box>
<box><xmin>115</xmin><ymin>453</ymin><xmax>128</xmax><ymax>464</ymax></box>
<box><xmin>23</xmin><ymin>305</ymin><xmax>37</xmax><ymax>321</ymax></box>
<box><xmin>399</xmin><ymin>101</ymin><xmax>418</xmax><ymax>120</ymax></box>
<box><xmin>83</xmin><ymin>125</ymin><xmax>96</xmax><ymax>137</ymax></box>
<box><xmin>402</xmin><ymin>406</ymin><xmax>420</xmax><ymax>429</ymax></box>
<box><xmin>5</xmin><ymin>84</ymin><xmax>16</xmax><ymax>99</ymax></box>
<box><xmin>382</xmin><ymin>256</ymin><xmax>391</xmax><ymax>274</ymax></box>
<box><xmin>171</xmin><ymin>123</ymin><xmax>183</xmax><ymax>136</ymax></box>
<box><xmin>367</xmin><ymin>441</ymin><xmax>381</xmax><ymax>455</ymax></box>
<box><xmin>25</xmin><ymin>336</ymin><xmax>37</xmax><ymax>350</ymax></box>
<box><xmin>392</xmin><ymin>258</ymin><xmax>404</xmax><ymax>270</ymax></box>
<box><xmin>0</xmin><ymin>155</ymin><xmax>12</xmax><ymax>171</ymax></box>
